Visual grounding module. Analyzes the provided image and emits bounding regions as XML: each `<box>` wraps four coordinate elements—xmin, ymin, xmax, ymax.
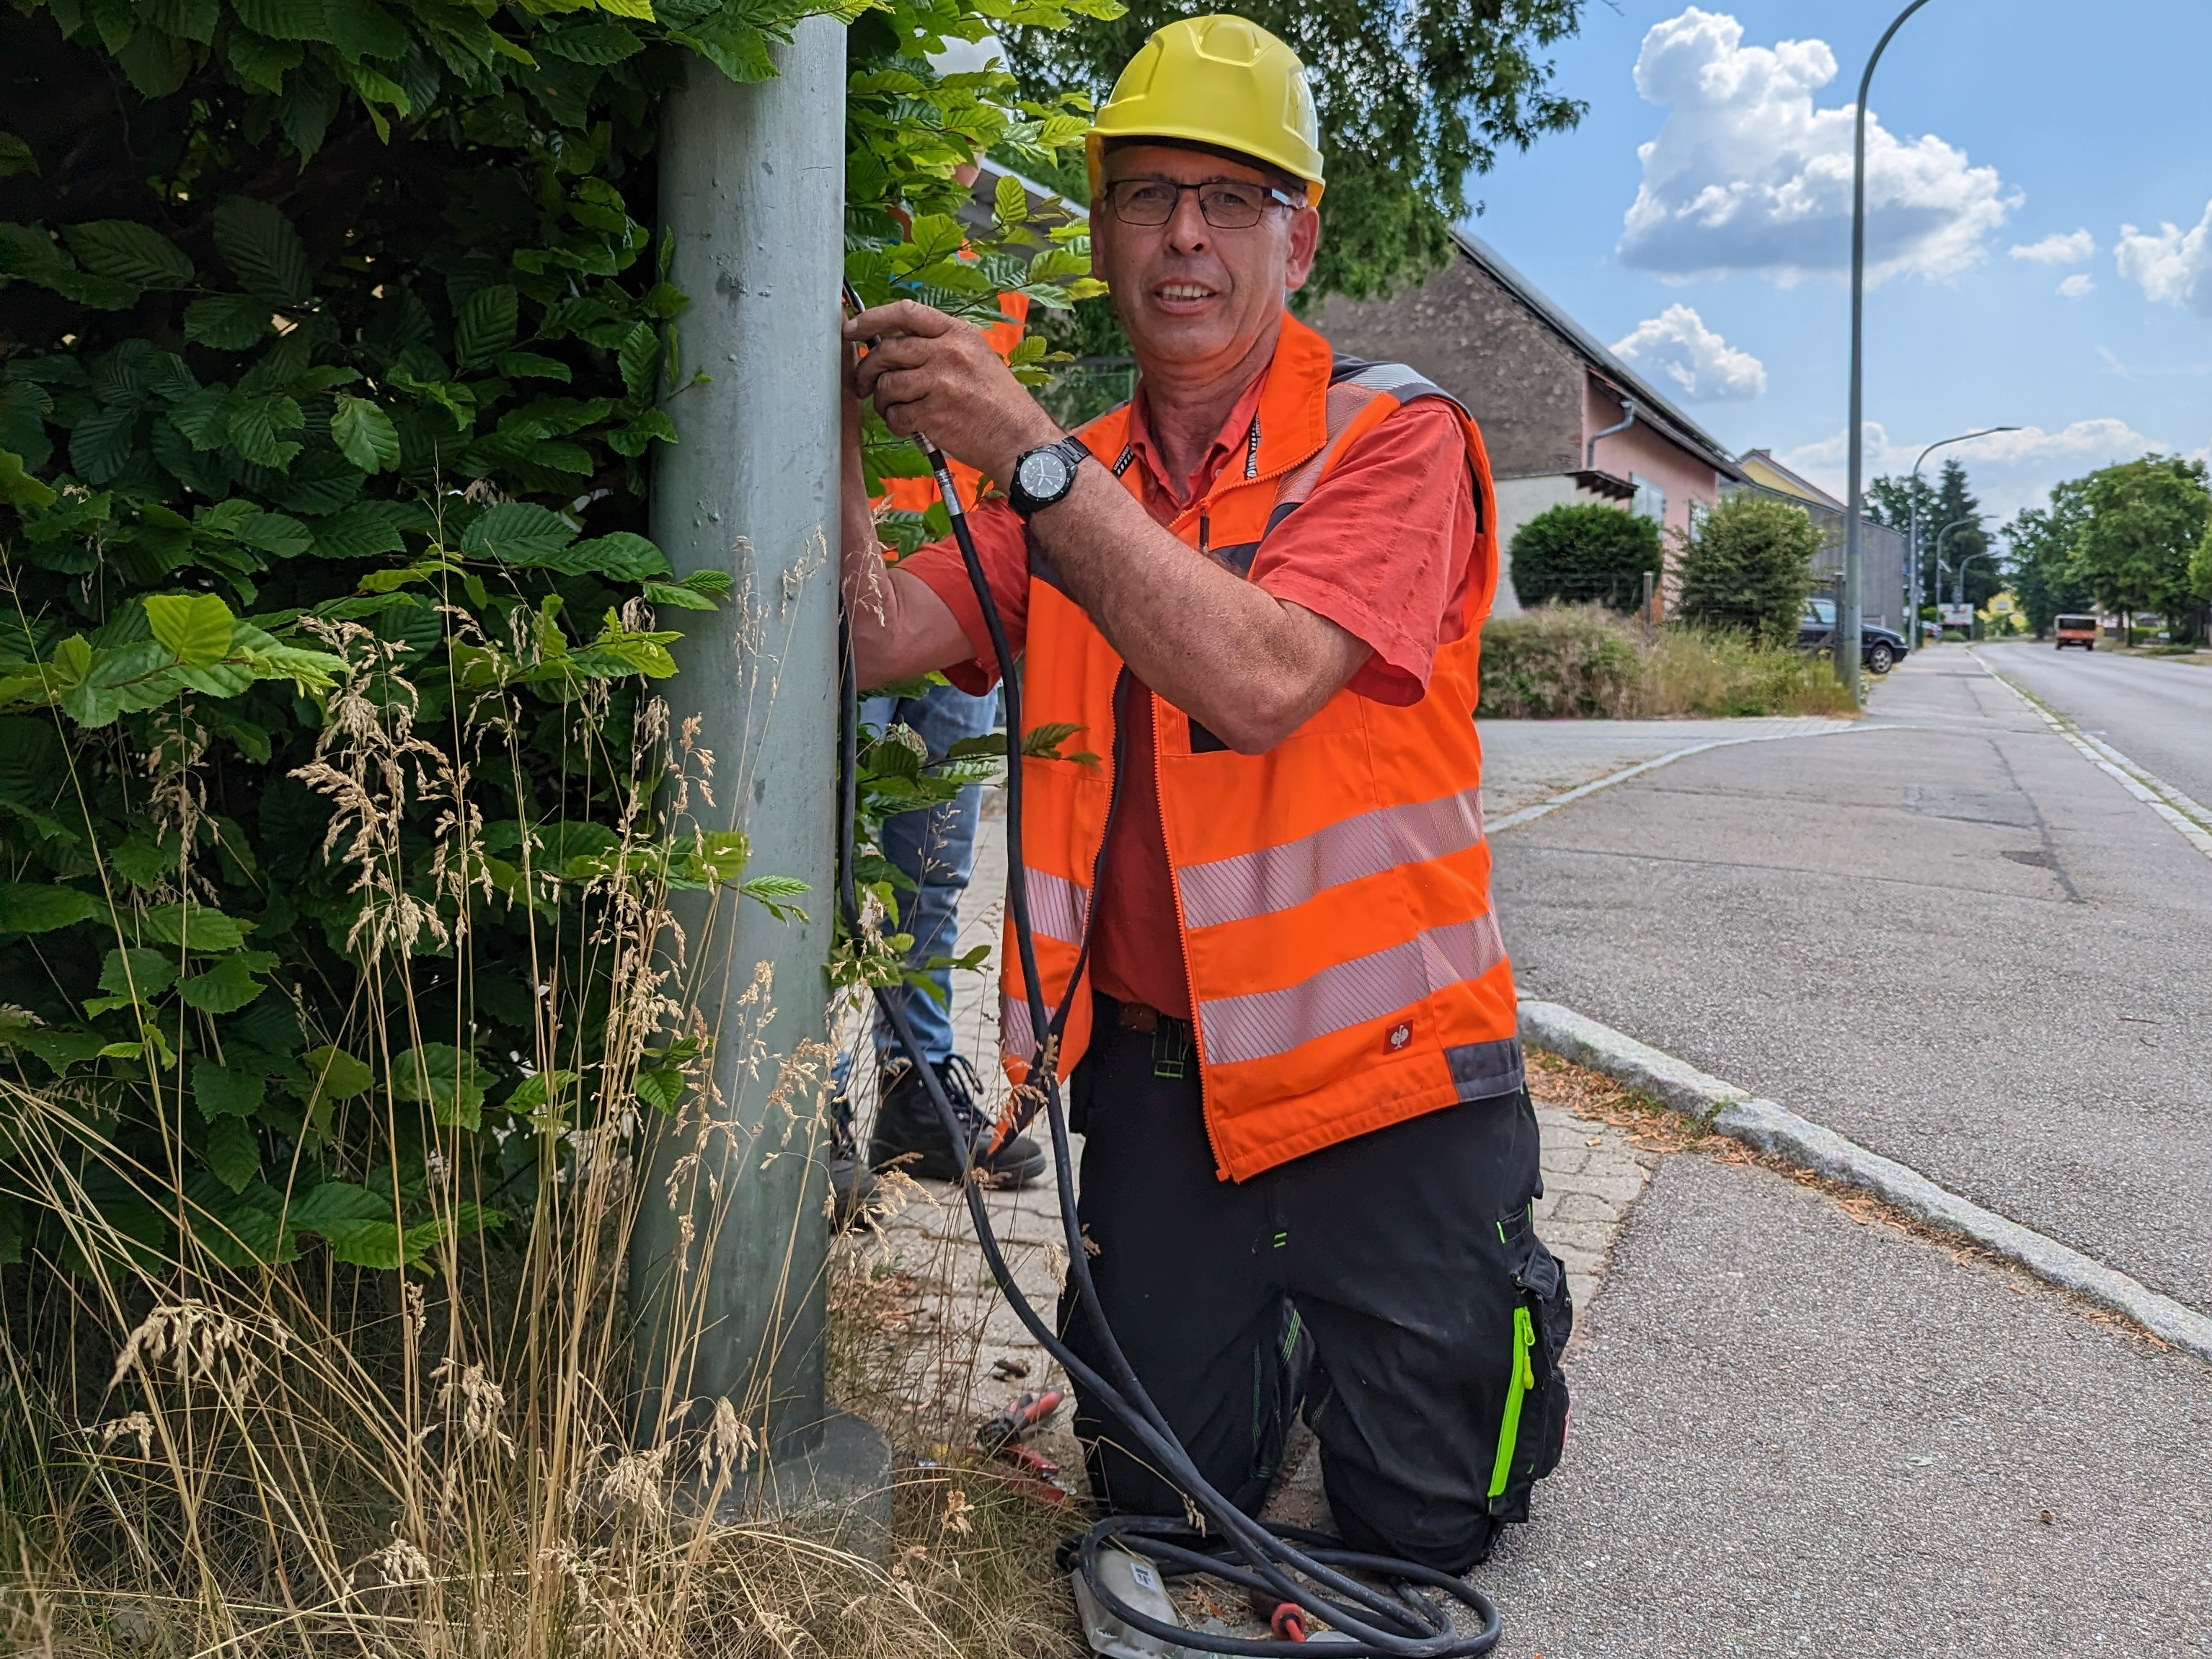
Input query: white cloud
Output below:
<box><xmin>1780</xmin><ymin>418</ymin><xmax>2170</xmax><ymax>525</ymax></box>
<box><xmin>1618</xmin><ymin>8</ymin><xmax>2012</xmax><ymax>285</ymax></box>
<box><xmin>2057</xmin><ymin>273</ymin><xmax>2094</xmax><ymax>300</ymax></box>
<box><xmin>1611</xmin><ymin>304</ymin><xmax>1767</xmax><ymax>400</ymax></box>
<box><xmin>2115</xmin><ymin>200</ymin><xmax>2212</xmax><ymax>317</ymax></box>
<box><xmin>2010</xmin><ymin>229</ymin><xmax>2095</xmax><ymax>265</ymax></box>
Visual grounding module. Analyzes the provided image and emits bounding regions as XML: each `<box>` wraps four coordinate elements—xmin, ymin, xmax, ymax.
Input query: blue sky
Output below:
<box><xmin>1461</xmin><ymin>0</ymin><xmax>2212</xmax><ymax>524</ymax></box>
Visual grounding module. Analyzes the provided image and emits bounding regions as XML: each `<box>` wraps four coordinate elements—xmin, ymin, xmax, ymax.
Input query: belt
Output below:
<box><xmin>1104</xmin><ymin>995</ymin><xmax>1196</xmax><ymax>1080</ymax></box>
<box><xmin>1113</xmin><ymin>997</ymin><xmax>1175</xmax><ymax>1034</ymax></box>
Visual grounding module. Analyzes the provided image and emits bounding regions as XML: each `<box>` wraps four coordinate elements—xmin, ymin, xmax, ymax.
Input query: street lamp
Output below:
<box><xmin>1931</xmin><ymin>516</ymin><xmax>1978</xmax><ymax>634</ymax></box>
<box><xmin>1907</xmin><ymin>427</ymin><xmax>2019</xmax><ymax>642</ymax></box>
<box><xmin>1844</xmin><ymin>0</ymin><xmax>1941</xmax><ymax>697</ymax></box>
<box><xmin>1952</xmin><ymin>550</ymin><xmax>1999</xmax><ymax>639</ymax></box>
<box><xmin>1952</xmin><ymin>549</ymin><xmax>1996</xmax><ymax>607</ymax></box>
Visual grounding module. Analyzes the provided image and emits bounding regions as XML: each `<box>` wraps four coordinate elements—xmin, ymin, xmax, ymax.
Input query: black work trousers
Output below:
<box><xmin>1058</xmin><ymin>996</ymin><xmax>1572</xmax><ymax>1574</ymax></box>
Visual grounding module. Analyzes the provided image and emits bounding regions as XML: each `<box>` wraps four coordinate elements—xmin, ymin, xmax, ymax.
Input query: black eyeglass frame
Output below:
<box><xmin>1100</xmin><ymin>176</ymin><xmax>1309</xmax><ymax>229</ymax></box>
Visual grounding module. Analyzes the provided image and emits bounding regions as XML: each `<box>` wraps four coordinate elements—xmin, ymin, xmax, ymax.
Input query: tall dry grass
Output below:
<box><xmin>0</xmin><ymin>566</ymin><xmax>1079</xmax><ymax>1659</ymax></box>
<box><xmin>1477</xmin><ymin>603</ymin><xmax>1859</xmax><ymax>720</ymax></box>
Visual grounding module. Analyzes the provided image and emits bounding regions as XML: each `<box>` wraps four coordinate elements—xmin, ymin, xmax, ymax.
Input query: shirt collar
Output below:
<box><xmin>1123</xmin><ymin>358</ymin><xmax>1273</xmax><ymax>513</ymax></box>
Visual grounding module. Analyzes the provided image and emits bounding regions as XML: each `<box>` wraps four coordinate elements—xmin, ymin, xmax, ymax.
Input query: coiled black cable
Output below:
<box><xmin>834</xmin><ymin>436</ymin><xmax>1501</xmax><ymax>1657</ymax></box>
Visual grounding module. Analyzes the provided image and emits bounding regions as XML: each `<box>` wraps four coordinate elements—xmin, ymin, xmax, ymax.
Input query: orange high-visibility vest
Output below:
<box><xmin>1000</xmin><ymin>311</ymin><xmax>1522</xmax><ymax>1181</ymax></box>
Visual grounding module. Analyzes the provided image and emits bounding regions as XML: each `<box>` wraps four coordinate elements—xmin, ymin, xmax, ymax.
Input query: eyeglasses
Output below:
<box><xmin>1102</xmin><ymin>177</ymin><xmax>1304</xmax><ymax>229</ymax></box>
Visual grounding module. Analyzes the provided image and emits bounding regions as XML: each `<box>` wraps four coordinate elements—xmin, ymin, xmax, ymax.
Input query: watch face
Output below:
<box><xmin>1019</xmin><ymin>448</ymin><xmax>1069</xmax><ymax>500</ymax></box>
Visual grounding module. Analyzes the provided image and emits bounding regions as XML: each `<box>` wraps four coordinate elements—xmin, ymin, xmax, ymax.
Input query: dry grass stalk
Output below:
<box><xmin>0</xmin><ymin>572</ymin><xmax>1079</xmax><ymax>1659</ymax></box>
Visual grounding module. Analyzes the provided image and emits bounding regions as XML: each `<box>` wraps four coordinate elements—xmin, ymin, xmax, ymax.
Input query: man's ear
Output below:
<box><xmin>1281</xmin><ymin>206</ymin><xmax>1321</xmax><ymax>293</ymax></box>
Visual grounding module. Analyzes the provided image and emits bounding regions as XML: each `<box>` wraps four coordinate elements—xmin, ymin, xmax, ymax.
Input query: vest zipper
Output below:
<box><xmin>1060</xmin><ymin>668</ymin><xmax>1133</xmax><ymax>1037</ymax></box>
<box><xmin>1198</xmin><ymin>513</ymin><xmax>1209</xmax><ymax>559</ymax></box>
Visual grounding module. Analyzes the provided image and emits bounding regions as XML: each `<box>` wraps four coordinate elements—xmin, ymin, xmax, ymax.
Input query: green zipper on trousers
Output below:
<box><xmin>1487</xmin><ymin>1305</ymin><xmax>1536</xmax><ymax>1498</ymax></box>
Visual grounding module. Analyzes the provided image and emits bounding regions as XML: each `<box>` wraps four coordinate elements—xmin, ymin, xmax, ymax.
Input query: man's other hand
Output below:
<box><xmin>845</xmin><ymin>300</ymin><xmax>1061</xmax><ymax>482</ymax></box>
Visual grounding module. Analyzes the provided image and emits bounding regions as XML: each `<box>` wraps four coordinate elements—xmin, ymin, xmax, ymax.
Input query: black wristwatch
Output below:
<box><xmin>1007</xmin><ymin>438</ymin><xmax>1089</xmax><ymax>519</ymax></box>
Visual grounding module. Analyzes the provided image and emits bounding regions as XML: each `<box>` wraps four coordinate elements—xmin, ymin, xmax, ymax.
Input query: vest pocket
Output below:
<box><xmin>1485</xmin><ymin>1226</ymin><xmax>1572</xmax><ymax>1521</ymax></box>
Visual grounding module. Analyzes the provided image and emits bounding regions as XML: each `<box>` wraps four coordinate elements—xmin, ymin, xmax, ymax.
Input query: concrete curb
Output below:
<box><xmin>1518</xmin><ymin>999</ymin><xmax>2212</xmax><ymax>1364</ymax></box>
<box><xmin>1515</xmin><ymin>1000</ymin><xmax>1748</xmax><ymax>1123</ymax></box>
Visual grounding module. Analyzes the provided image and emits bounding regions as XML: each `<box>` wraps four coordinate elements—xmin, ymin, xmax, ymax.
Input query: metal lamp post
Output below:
<box><xmin>1952</xmin><ymin>550</ymin><xmax>1999</xmax><ymax>639</ymax></box>
<box><xmin>1950</xmin><ymin>548</ymin><xmax>1997</xmax><ymax>608</ymax></box>
<box><xmin>1931</xmin><ymin>517</ymin><xmax>1978</xmax><ymax>634</ymax></box>
<box><xmin>1843</xmin><ymin>0</ymin><xmax>1941</xmax><ymax>698</ymax></box>
<box><xmin>1907</xmin><ymin>427</ymin><xmax>2018</xmax><ymax>644</ymax></box>
<box><xmin>629</xmin><ymin>16</ymin><xmax>891</xmax><ymax>1534</ymax></box>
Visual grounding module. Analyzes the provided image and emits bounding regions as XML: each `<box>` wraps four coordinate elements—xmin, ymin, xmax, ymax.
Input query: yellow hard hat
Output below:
<box><xmin>1086</xmin><ymin>15</ymin><xmax>1324</xmax><ymax>207</ymax></box>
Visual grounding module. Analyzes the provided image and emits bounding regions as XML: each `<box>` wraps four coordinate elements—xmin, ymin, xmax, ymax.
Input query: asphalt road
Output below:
<box><xmin>1488</xmin><ymin>644</ymin><xmax>2212</xmax><ymax>1312</ymax></box>
<box><xmin>1977</xmin><ymin>640</ymin><xmax>2212</xmax><ymax>808</ymax></box>
<box><xmin>1478</xmin><ymin>1154</ymin><xmax>2212</xmax><ymax>1657</ymax></box>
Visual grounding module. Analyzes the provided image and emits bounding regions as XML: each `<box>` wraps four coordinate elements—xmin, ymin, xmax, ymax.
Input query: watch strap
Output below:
<box><xmin>1009</xmin><ymin>437</ymin><xmax>1090</xmax><ymax>519</ymax></box>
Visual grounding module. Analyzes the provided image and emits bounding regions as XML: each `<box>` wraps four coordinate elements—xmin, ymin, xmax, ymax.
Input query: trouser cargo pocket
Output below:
<box><xmin>1485</xmin><ymin>1218</ymin><xmax>1573</xmax><ymax>1523</ymax></box>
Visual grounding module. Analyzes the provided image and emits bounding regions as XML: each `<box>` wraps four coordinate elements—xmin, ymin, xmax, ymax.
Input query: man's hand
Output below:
<box><xmin>846</xmin><ymin>300</ymin><xmax>1061</xmax><ymax>481</ymax></box>
<box><xmin>837</xmin><ymin>326</ymin><xmax>981</xmax><ymax>689</ymax></box>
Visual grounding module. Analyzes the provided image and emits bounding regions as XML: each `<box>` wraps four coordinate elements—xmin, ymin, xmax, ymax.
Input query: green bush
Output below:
<box><xmin>1508</xmin><ymin>502</ymin><xmax>1663</xmax><ymax>612</ymax></box>
<box><xmin>0</xmin><ymin>0</ymin><xmax>1115</xmax><ymax>1640</ymax></box>
<box><xmin>0</xmin><ymin>0</ymin><xmax>1100</xmax><ymax>1275</ymax></box>
<box><xmin>1675</xmin><ymin>492</ymin><xmax>1823</xmax><ymax>645</ymax></box>
<box><xmin>1476</xmin><ymin>603</ymin><xmax>1642</xmax><ymax>717</ymax></box>
<box><xmin>1478</xmin><ymin>603</ymin><xmax>1857</xmax><ymax>719</ymax></box>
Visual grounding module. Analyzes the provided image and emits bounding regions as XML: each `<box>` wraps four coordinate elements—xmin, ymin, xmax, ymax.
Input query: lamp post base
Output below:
<box><xmin>712</xmin><ymin>1411</ymin><xmax>895</xmax><ymax>1563</ymax></box>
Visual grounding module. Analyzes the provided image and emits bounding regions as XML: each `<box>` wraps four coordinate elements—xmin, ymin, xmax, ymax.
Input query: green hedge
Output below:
<box><xmin>1508</xmin><ymin>501</ymin><xmax>1662</xmax><ymax>613</ymax></box>
<box><xmin>0</xmin><ymin>0</ymin><xmax>1105</xmax><ymax>1275</ymax></box>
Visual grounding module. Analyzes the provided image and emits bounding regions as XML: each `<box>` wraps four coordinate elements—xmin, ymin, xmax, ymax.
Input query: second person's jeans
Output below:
<box><xmin>863</xmin><ymin>680</ymin><xmax>997</xmax><ymax>1070</ymax></box>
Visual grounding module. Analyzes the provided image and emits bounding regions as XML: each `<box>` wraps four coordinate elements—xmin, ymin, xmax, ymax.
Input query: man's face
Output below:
<box><xmin>1093</xmin><ymin>143</ymin><xmax>1320</xmax><ymax>370</ymax></box>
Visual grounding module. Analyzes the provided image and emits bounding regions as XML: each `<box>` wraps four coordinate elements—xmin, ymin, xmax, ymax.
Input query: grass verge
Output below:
<box><xmin>1479</xmin><ymin>604</ymin><xmax>1860</xmax><ymax>719</ymax></box>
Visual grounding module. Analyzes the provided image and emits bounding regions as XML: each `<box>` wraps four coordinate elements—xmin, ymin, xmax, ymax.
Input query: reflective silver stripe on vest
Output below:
<box><xmin>1023</xmin><ymin>867</ymin><xmax>1091</xmax><ymax>947</ymax></box>
<box><xmin>1177</xmin><ymin>786</ymin><xmax>1485</xmax><ymax>930</ymax></box>
<box><xmin>1196</xmin><ymin>911</ymin><xmax>1508</xmax><ymax>1067</ymax></box>
<box><xmin>1340</xmin><ymin>361</ymin><xmax>1467</xmax><ymax>416</ymax></box>
<box><xmin>1001</xmin><ymin>990</ymin><xmax>1036</xmax><ymax>1063</ymax></box>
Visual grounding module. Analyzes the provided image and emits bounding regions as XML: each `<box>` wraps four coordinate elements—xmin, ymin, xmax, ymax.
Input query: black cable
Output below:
<box><xmin>835</xmin><ymin>434</ymin><xmax>1501</xmax><ymax>1656</ymax></box>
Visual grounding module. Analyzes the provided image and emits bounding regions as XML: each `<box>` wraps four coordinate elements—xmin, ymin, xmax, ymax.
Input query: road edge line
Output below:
<box><xmin>1970</xmin><ymin>649</ymin><xmax>2212</xmax><ymax>861</ymax></box>
<box><xmin>1487</xmin><ymin>720</ymin><xmax>1880</xmax><ymax>834</ymax></box>
<box><xmin>1518</xmin><ymin>998</ymin><xmax>2212</xmax><ymax>1363</ymax></box>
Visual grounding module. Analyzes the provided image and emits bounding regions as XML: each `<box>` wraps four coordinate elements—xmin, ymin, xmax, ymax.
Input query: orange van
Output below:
<box><xmin>2054</xmin><ymin>614</ymin><xmax>2097</xmax><ymax>650</ymax></box>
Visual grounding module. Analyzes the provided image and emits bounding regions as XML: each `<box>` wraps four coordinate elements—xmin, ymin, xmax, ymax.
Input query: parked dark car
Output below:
<box><xmin>1800</xmin><ymin>597</ymin><xmax>1908</xmax><ymax>673</ymax></box>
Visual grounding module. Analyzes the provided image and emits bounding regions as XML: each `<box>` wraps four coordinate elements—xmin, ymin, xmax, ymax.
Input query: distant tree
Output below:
<box><xmin>1676</xmin><ymin>493</ymin><xmax>1823</xmax><ymax>646</ymax></box>
<box><xmin>1929</xmin><ymin>459</ymin><xmax>1995</xmax><ymax>609</ymax></box>
<box><xmin>1864</xmin><ymin>472</ymin><xmax>1937</xmax><ymax>540</ymax></box>
<box><xmin>2005</xmin><ymin>480</ymin><xmax>2097</xmax><ymax>638</ymax></box>
<box><xmin>2193</xmin><ymin>517</ymin><xmax>2212</xmax><ymax>612</ymax></box>
<box><xmin>1008</xmin><ymin>1</ymin><xmax>1589</xmax><ymax>305</ymax></box>
<box><xmin>1508</xmin><ymin>503</ymin><xmax>1663</xmax><ymax>612</ymax></box>
<box><xmin>2073</xmin><ymin>455</ymin><xmax>2212</xmax><ymax>641</ymax></box>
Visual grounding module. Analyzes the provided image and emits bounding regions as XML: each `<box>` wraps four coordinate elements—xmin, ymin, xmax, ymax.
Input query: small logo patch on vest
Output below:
<box><xmin>1384</xmin><ymin>1020</ymin><xmax>1413</xmax><ymax>1053</ymax></box>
